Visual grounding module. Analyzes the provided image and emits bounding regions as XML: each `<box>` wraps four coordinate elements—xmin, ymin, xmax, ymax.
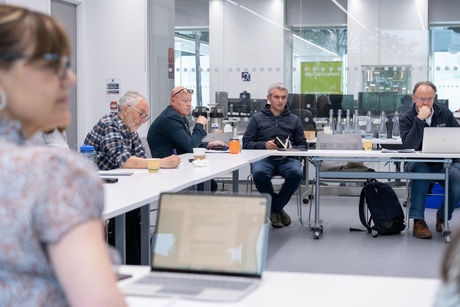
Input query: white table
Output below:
<box><xmin>117</xmin><ymin>265</ymin><xmax>441</xmax><ymax>307</ymax></box>
<box><xmin>102</xmin><ymin>150</ymin><xmax>270</xmax><ymax>264</ymax></box>
<box><xmin>274</xmin><ymin>149</ymin><xmax>460</xmax><ymax>242</ymax></box>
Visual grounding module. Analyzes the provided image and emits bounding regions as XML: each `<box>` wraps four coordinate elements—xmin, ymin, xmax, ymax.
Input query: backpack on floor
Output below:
<box><xmin>357</xmin><ymin>180</ymin><xmax>406</xmax><ymax>237</ymax></box>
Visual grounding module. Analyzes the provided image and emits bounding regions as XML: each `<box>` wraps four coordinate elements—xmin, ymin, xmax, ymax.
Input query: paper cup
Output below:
<box><xmin>193</xmin><ymin>148</ymin><xmax>206</xmax><ymax>160</ymax></box>
<box><xmin>147</xmin><ymin>158</ymin><xmax>160</xmax><ymax>173</ymax></box>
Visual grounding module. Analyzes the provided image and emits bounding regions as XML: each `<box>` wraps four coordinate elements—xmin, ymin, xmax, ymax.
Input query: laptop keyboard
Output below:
<box><xmin>137</xmin><ymin>274</ymin><xmax>253</xmax><ymax>290</ymax></box>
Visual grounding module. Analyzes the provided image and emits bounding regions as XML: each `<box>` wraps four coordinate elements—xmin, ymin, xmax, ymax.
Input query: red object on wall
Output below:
<box><xmin>110</xmin><ymin>101</ymin><xmax>118</xmax><ymax>110</ymax></box>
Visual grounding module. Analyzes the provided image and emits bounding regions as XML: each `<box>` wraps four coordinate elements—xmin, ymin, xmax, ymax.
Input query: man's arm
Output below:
<box><xmin>243</xmin><ymin>116</ymin><xmax>268</xmax><ymax>149</ymax></box>
<box><xmin>400</xmin><ymin>112</ymin><xmax>425</xmax><ymax>150</ymax></box>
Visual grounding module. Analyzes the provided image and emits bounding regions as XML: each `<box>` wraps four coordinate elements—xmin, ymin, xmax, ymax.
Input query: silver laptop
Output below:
<box><xmin>122</xmin><ymin>192</ymin><xmax>271</xmax><ymax>301</ymax></box>
<box><xmin>422</xmin><ymin>127</ymin><xmax>460</xmax><ymax>153</ymax></box>
<box><xmin>202</xmin><ymin>132</ymin><xmax>233</xmax><ymax>144</ymax></box>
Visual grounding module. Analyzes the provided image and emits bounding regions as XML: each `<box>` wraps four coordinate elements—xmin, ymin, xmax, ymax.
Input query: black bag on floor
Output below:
<box><xmin>357</xmin><ymin>180</ymin><xmax>406</xmax><ymax>237</ymax></box>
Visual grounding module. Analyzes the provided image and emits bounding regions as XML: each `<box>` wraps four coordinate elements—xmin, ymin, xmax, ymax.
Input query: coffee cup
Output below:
<box><xmin>147</xmin><ymin>158</ymin><xmax>161</xmax><ymax>173</ymax></box>
<box><xmin>363</xmin><ymin>140</ymin><xmax>373</xmax><ymax>151</ymax></box>
<box><xmin>193</xmin><ymin>148</ymin><xmax>206</xmax><ymax>160</ymax></box>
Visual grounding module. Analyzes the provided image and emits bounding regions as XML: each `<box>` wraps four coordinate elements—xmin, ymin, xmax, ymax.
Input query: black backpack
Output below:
<box><xmin>357</xmin><ymin>180</ymin><xmax>406</xmax><ymax>237</ymax></box>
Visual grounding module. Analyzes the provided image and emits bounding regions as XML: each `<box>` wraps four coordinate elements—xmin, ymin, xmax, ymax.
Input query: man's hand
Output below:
<box><xmin>417</xmin><ymin>106</ymin><xmax>431</xmax><ymax>121</ymax></box>
<box><xmin>196</xmin><ymin>115</ymin><xmax>208</xmax><ymax>126</ymax></box>
<box><xmin>207</xmin><ymin>140</ymin><xmax>227</xmax><ymax>148</ymax></box>
<box><xmin>160</xmin><ymin>155</ymin><xmax>181</xmax><ymax>168</ymax></box>
<box><xmin>265</xmin><ymin>139</ymin><xmax>278</xmax><ymax>150</ymax></box>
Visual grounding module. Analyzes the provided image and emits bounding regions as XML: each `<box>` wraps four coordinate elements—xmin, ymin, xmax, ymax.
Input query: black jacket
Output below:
<box><xmin>242</xmin><ymin>105</ymin><xmax>307</xmax><ymax>150</ymax></box>
<box><xmin>400</xmin><ymin>102</ymin><xmax>459</xmax><ymax>151</ymax></box>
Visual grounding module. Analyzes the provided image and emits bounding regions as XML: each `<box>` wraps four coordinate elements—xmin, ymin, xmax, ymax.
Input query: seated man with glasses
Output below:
<box><xmin>400</xmin><ymin>81</ymin><xmax>460</xmax><ymax>239</ymax></box>
<box><xmin>147</xmin><ymin>86</ymin><xmax>226</xmax><ymax>191</ymax></box>
<box><xmin>85</xmin><ymin>90</ymin><xmax>180</xmax><ymax>264</ymax></box>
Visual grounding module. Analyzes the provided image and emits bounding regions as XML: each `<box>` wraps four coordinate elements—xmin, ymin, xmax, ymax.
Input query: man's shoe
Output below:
<box><xmin>436</xmin><ymin>215</ymin><xmax>443</xmax><ymax>233</ymax></box>
<box><xmin>280</xmin><ymin>209</ymin><xmax>291</xmax><ymax>226</ymax></box>
<box><xmin>413</xmin><ymin>220</ymin><xmax>432</xmax><ymax>239</ymax></box>
<box><xmin>270</xmin><ymin>212</ymin><xmax>283</xmax><ymax>228</ymax></box>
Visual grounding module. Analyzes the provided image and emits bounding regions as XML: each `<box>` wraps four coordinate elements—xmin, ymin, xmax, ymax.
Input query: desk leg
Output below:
<box><xmin>114</xmin><ymin>214</ymin><xmax>126</xmax><ymax>263</ymax></box>
<box><xmin>443</xmin><ymin>162</ymin><xmax>452</xmax><ymax>243</ymax></box>
<box><xmin>311</xmin><ymin>160</ymin><xmax>323</xmax><ymax>239</ymax></box>
<box><xmin>232</xmin><ymin>169</ymin><xmax>239</xmax><ymax>192</ymax></box>
<box><xmin>140</xmin><ymin>204</ymin><xmax>150</xmax><ymax>265</ymax></box>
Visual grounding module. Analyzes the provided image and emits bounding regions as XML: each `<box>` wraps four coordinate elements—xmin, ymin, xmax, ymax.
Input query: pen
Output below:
<box><xmin>173</xmin><ymin>148</ymin><xmax>177</xmax><ymax>155</ymax></box>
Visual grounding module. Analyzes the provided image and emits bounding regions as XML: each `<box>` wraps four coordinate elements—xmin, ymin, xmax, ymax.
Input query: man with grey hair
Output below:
<box><xmin>243</xmin><ymin>83</ymin><xmax>307</xmax><ymax>228</ymax></box>
<box><xmin>85</xmin><ymin>91</ymin><xmax>180</xmax><ymax>264</ymax></box>
<box><xmin>85</xmin><ymin>90</ymin><xmax>180</xmax><ymax>170</ymax></box>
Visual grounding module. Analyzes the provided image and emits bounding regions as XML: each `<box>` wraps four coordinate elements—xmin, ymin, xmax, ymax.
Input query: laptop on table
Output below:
<box><xmin>422</xmin><ymin>127</ymin><xmax>460</xmax><ymax>154</ymax></box>
<box><xmin>122</xmin><ymin>192</ymin><xmax>271</xmax><ymax>302</ymax></box>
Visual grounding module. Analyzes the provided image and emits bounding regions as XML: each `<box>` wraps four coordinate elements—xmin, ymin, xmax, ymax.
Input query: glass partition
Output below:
<box><xmin>169</xmin><ymin>0</ymin><xmax>460</xmax><ymax>135</ymax></box>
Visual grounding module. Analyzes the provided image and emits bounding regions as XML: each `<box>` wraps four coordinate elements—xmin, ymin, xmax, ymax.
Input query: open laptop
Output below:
<box><xmin>122</xmin><ymin>192</ymin><xmax>271</xmax><ymax>301</ymax></box>
<box><xmin>422</xmin><ymin>127</ymin><xmax>460</xmax><ymax>154</ymax></box>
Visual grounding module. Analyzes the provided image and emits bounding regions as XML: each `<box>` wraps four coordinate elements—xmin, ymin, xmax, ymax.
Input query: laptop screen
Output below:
<box><xmin>422</xmin><ymin>127</ymin><xmax>460</xmax><ymax>153</ymax></box>
<box><xmin>152</xmin><ymin>193</ymin><xmax>270</xmax><ymax>277</ymax></box>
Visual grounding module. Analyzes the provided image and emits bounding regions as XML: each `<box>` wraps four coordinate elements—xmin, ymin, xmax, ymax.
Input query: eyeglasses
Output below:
<box><xmin>128</xmin><ymin>105</ymin><xmax>150</xmax><ymax>120</ymax></box>
<box><xmin>0</xmin><ymin>52</ymin><xmax>71</xmax><ymax>80</ymax></box>
<box><xmin>172</xmin><ymin>88</ymin><xmax>194</xmax><ymax>98</ymax></box>
<box><xmin>414</xmin><ymin>97</ymin><xmax>434</xmax><ymax>102</ymax></box>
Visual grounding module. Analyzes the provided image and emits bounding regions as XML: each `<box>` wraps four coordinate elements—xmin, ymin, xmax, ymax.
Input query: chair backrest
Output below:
<box><xmin>140</xmin><ymin>136</ymin><xmax>152</xmax><ymax>158</ymax></box>
<box><xmin>316</xmin><ymin>133</ymin><xmax>362</xmax><ymax>150</ymax></box>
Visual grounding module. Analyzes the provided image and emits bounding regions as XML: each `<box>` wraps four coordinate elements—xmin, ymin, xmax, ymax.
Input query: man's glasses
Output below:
<box><xmin>128</xmin><ymin>105</ymin><xmax>150</xmax><ymax>120</ymax></box>
<box><xmin>414</xmin><ymin>97</ymin><xmax>434</xmax><ymax>102</ymax></box>
<box><xmin>0</xmin><ymin>52</ymin><xmax>71</xmax><ymax>80</ymax></box>
<box><xmin>172</xmin><ymin>88</ymin><xmax>194</xmax><ymax>98</ymax></box>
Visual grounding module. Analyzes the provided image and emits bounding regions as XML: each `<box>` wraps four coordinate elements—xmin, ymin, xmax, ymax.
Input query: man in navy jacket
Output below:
<box><xmin>147</xmin><ymin>86</ymin><xmax>226</xmax><ymax>191</ymax></box>
<box><xmin>400</xmin><ymin>81</ymin><xmax>460</xmax><ymax>239</ymax></box>
<box><xmin>243</xmin><ymin>83</ymin><xmax>307</xmax><ymax>228</ymax></box>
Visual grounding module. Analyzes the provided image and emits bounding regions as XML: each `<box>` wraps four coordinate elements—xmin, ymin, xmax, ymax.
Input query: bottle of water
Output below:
<box><xmin>365</xmin><ymin>111</ymin><xmax>373</xmax><ymax>140</ymax></box>
<box><xmin>80</xmin><ymin>145</ymin><xmax>96</xmax><ymax>165</ymax></box>
<box><xmin>335</xmin><ymin>109</ymin><xmax>343</xmax><ymax>134</ymax></box>
<box><xmin>392</xmin><ymin>111</ymin><xmax>401</xmax><ymax>139</ymax></box>
<box><xmin>344</xmin><ymin>109</ymin><xmax>352</xmax><ymax>134</ymax></box>
<box><xmin>352</xmin><ymin>109</ymin><xmax>360</xmax><ymax>134</ymax></box>
<box><xmin>328</xmin><ymin>108</ymin><xmax>335</xmax><ymax>134</ymax></box>
<box><xmin>379</xmin><ymin>111</ymin><xmax>387</xmax><ymax>140</ymax></box>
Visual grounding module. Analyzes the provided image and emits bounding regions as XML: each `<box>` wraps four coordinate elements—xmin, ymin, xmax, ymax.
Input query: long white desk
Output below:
<box><xmin>274</xmin><ymin>149</ymin><xmax>460</xmax><ymax>242</ymax></box>
<box><xmin>102</xmin><ymin>150</ymin><xmax>270</xmax><ymax>264</ymax></box>
<box><xmin>117</xmin><ymin>265</ymin><xmax>441</xmax><ymax>307</ymax></box>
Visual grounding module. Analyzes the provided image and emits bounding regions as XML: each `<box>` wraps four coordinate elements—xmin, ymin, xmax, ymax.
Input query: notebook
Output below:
<box><xmin>122</xmin><ymin>192</ymin><xmax>271</xmax><ymax>301</ymax></box>
<box><xmin>422</xmin><ymin>127</ymin><xmax>460</xmax><ymax>154</ymax></box>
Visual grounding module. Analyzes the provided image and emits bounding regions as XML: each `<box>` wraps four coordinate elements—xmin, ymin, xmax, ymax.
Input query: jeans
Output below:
<box><xmin>405</xmin><ymin>162</ymin><xmax>460</xmax><ymax>221</ymax></box>
<box><xmin>251</xmin><ymin>157</ymin><xmax>303</xmax><ymax>212</ymax></box>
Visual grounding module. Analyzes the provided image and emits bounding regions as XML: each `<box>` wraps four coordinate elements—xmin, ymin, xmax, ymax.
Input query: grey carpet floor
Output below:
<box><xmin>265</xmin><ymin>194</ymin><xmax>460</xmax><ymax>279</ymax></box>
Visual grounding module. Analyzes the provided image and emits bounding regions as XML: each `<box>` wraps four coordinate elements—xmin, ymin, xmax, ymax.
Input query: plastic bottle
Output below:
<box><xmin>378</xmin><ymin>111</ymin><xmax>387</xmax><ymax>140</ymax></box>
<box><xmin>392</xmin><ymin>111</ymin><xmax>401</xmax><ymax>139</ymax></box>
<box><xmin>352</xmin><ymin>109</ymin><xmax>360</xmax><ymax>134</ymax></box>
<box><xmin>335</xmin><ymin>109</ymin><xmax>343</xmax><ymax>134</ymax></box>
<box><xmin>344</xmin><ymin>109</ymin><xmax>352</xmax><ymax>134</ymax></box>
<box><xmin>365</xmin><ymin>111</ymin><xmax>373</xmax><ymax>140</ymax></box>
<box><xmin>328</xmin><ymin>108</ymin><xmax>335</xmax><ymax>134</ymax></box>
<box><xmin>80</xmin><ymin>145</ymin><xmax>96</xmax><ymax>164</ymax></box>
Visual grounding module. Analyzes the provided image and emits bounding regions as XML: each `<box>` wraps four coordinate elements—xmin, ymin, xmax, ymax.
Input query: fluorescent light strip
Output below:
<box><xmin>331</xmin><ymin>0</ymin><xmax>367</xmax><ymax>29</ymax></box>
<box><xmin>415</xmin><ymin>0</ymin><xmax>426</xmax><ymax>31</ymax></box>
<box><xmin>225</xmin><ymin>0</ymin><xmax>291</xmax><ymax>32</ymax></box>
<box><xmin>293</xmin><ymin>34</ymin><xmax>338</xmax><ymax>56</ymax></box>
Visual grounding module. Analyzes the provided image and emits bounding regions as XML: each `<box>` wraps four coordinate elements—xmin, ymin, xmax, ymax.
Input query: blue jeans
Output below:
<box><xmin>251</xmin><ymin>157</ymin><xmax>303</xmax><ymax>213</ymax></box>
<box><xmin>405</xmin><ymin>162</ymin><xmax>460</xmax><ymax>220</ymax></box>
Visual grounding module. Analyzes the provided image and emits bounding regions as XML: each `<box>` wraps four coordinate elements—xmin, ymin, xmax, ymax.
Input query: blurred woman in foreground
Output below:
<box><xmin>0</xmin><ymin>4</ymin><xmax>125</xmax><ymax>306</ymax></box>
